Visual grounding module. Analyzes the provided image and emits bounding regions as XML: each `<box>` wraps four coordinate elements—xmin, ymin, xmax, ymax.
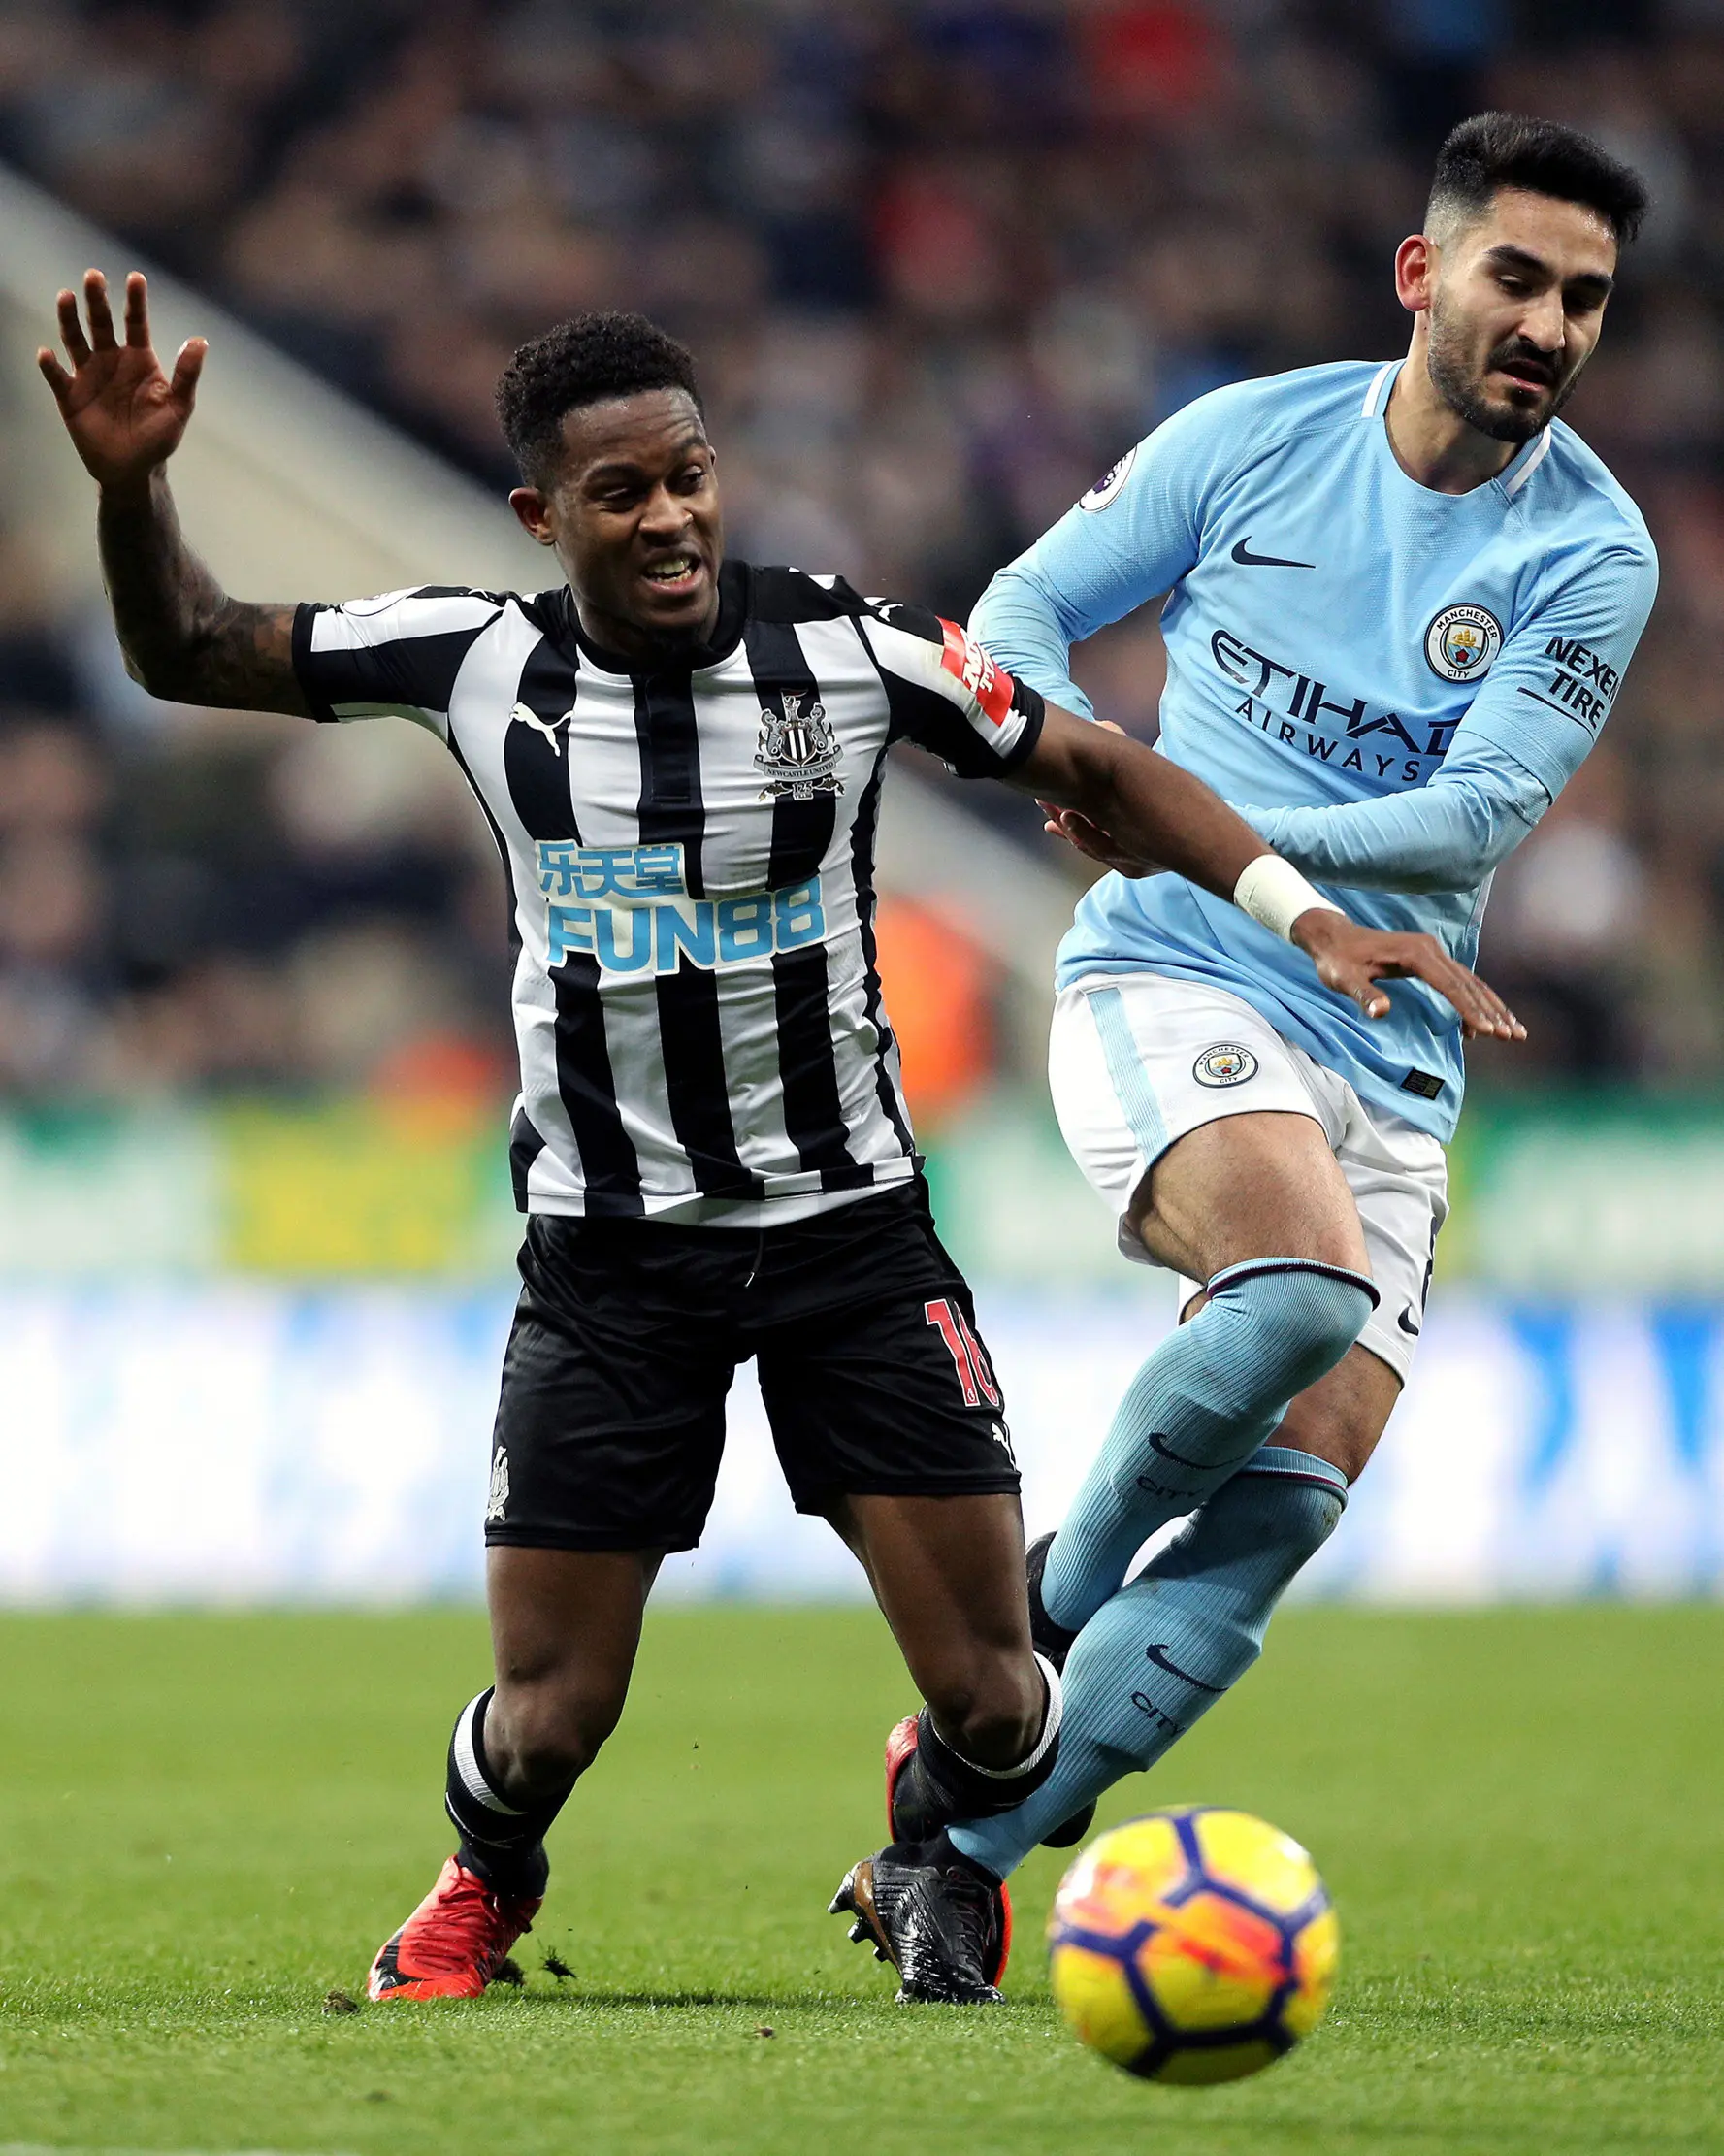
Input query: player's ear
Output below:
<box><xmin>509</xmin><ymin>487</ymin><xmax>557</xmax><ymax>546</ymax></box>
<box><xmin>1395</xmin><ymin>234</ymin><xmax>1436</xmax><ymax>316</ymax></box>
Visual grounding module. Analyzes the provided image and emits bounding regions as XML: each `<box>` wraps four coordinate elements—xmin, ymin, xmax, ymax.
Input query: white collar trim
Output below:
<box><xmin>1362</xmin><ymin>358</ymin><xmax>1553</xmax><ymax>499</ymax></box>
<box><xmin>1360</xmin><ymin>360</ymin><xmax>1397</xmax><ymax>418</ymax></box>
<box><xmin>1502</xmin><ymin>427</ymin><xmax>1553</xmax><ymax>498</ymax></box>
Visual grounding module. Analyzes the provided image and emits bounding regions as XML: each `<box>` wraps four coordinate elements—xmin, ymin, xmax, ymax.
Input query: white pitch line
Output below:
<box><xmin>1</xmin><ymin>2145</ymin><xmax>357</xmax><ymax>2156</ymax></box>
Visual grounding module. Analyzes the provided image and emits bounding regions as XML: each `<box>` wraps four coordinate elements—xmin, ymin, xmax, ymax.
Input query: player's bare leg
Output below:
<box><xmin>830</xmin><ymin>1486</ymin><xmax>1063</xmax><ymax>1848</ymax></box>
<box><xmin>823</xmin><ymin>1489</ymin><xmax>1060</xmax><ymax>2000</ymax></box>
<box><xmin>1271</xmin><ymin>1336</ymin><xmax>1402</xmax><ymax>1484</ymax></box>
<box><xmin>829</xmin><ymin>1490</ymin><xmax>1042</xmax><ymax>1769</ymax></box>
<box><xmin>1125</xmin><ymin>1109</ymin><xmax>1368</xmax><ymax>1284</ymax></box>
<box><xmin>479</xmin><ymin>1546</ymin><xmax>664</xmax><ymax>1801</ymax></box>
<box><xmin>369</xmin><ymin>1548</ymin><xmax>660</xmax><ymax>2001</ymax></box>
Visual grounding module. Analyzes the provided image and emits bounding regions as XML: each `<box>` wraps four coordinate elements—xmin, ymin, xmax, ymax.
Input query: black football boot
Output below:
<box><xmin>830</xmin><ymin>1835</ymin><xmax>1011</xmax><ymax>2005</ymax></box>
<box><xmin>1025</xmin><ymin>1530</ymin><xmax>1078</xmax><ymax>1673</ymax></box>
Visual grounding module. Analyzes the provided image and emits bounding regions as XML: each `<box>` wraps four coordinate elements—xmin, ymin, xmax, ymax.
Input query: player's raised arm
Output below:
<box><xmin>856</xmin><ymin>595</ymin><xmax>1523</xmax><ymax>1042</ymax></box>
<box><xmin>1017</xmin><ymin>701</ymin><xmax>1525</xmax><ymax>1043</ymax></box>
<box><xmin>39</xmin><ymin>269</ymin><xmax>309</xmax><ymax>716</ymax></box>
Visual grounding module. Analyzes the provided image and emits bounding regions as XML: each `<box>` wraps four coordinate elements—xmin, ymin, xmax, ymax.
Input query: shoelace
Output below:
<box><xmin>410</xmin><ymin>1869</ymin><xmax>527</xmax><ymax>1977</ymax></box>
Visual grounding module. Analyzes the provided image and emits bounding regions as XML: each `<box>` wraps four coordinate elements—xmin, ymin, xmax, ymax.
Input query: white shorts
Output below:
<box><xmin>1050</xmin><ymin>972</ymin><xmax>1449</xmax><ymax>1386</ymax></box>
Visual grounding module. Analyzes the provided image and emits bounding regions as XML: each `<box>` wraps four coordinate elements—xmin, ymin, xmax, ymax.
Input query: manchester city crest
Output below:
<box><xmin>1424</xmin><ymin>603</ymin><xmax>1503</xmax><ymax>684</ymax></box>
<box><xmin>1193</xmin><ymin>1043</ymin><xmax>1258</xmax><ymax>1088</ymax></box>
<box><xmin>755</xmin><ymin>690</ymin><xmax>844</xmax><ymax>800</ymax></box>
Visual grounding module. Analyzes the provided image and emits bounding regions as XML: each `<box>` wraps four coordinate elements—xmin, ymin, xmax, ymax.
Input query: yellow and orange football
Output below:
<box><xmin>1046</xmin><ymin>1807</ymin><xmax>1339</xmax><ymax>2085</ymax></box>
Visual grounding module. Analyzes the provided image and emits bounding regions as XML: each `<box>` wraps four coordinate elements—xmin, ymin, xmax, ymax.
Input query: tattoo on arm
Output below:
<box><xmin>96</xmin><ymin>467</ymin><xmax>309</xmax><ymax>716</ymax></box>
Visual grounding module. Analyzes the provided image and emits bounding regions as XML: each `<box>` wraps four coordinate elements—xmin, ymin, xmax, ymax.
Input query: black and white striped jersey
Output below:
<box><xmin>292</xmin><ymin>560</ymin><xmax>1045</xmax><ymax>1225</ymax></box>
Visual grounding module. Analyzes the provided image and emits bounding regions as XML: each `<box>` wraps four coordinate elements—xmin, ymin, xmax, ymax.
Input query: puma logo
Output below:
<box><xmin>512</xmin><ymin>702</ymin><xmax>571</xmax><ymax>757</ymax></box>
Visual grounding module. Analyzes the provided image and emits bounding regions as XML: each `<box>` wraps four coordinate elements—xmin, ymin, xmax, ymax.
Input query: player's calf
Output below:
<box><xmin>887</xmin><ymin>1544</ymin><xmax>1089</xmax><ymax>1847</ymax></box>
<box><xmin>929</xmin><ymin>1653</ymin><xmax>1046</xmax><ymax>1770</ymax></box>
<box><xmin>443</xmin><ymin>1685</ymin><xmax>582</xmax><ymax>1897</ymax></box>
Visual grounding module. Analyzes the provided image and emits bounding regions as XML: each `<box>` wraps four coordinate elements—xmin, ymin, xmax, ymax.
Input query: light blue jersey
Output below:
<box><xmin>972</xmin><ymin>359</ymin><xmax>1658</xmax><ymax>1141</ymax></box>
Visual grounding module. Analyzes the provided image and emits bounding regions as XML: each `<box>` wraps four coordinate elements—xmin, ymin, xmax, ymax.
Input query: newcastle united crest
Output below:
<box><xmin>755</xmin><ymin>691</ymin><xmax>844</xmax><ymax>800</ymax></box>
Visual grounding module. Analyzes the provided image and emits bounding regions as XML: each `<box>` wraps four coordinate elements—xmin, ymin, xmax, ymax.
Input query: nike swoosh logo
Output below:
<box><xmin>1397</xmin><ymin>1304</ymin><xmax>1423</xmax><ymax>1337</ymax></box>
<box><xmin>1231</xmin><ymin>538</ymin><xmax>1316</xmax><ymax>569</ymax></box>
<box><xmin>1147</xmin><ymin>1428</ymin><xmax>1209</xmax><ymax>1471</ymax></box>
<box><xmin>1144</xmin><ymin>1643</ymin><xmax>1226</xmax><ymax>1694</ymax></box>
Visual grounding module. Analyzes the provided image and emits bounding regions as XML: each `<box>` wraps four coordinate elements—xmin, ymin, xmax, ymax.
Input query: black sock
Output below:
<box><xmin>892</xmin><ymin>1655</ymin><xmax>1063</xmax><ymax>1838</ymax></box>
<box><xmin>444</xmin><ymin>1688</ymin><xmax>570</xmax><ymax>1899</ymax></box>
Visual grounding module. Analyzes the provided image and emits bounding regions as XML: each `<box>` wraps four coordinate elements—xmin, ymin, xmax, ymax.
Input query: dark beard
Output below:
<box><xmin>1426</xmin><ymin>304</ymin><xmax>1580</xmax><ymax>444</ymax></box>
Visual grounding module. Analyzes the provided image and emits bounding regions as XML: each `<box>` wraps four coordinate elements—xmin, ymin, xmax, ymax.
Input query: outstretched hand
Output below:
<box><xmin>1035</xmin><ymin>760</ymin><xmax>1525</xmax><ymax>1042</ymax></box>
<box><xmin>1291</xmin><ymin>910</ymin><xmax>1525</xmax><ymax>1041</ymax></box>
<box><xmin>1040</xmin><ymin>800</ymin><xmax>1162</xmax><ymax>877</ymax></box>
<box><xmin>1038</xmin><ymin>722</ymin><xmax>1167</xmax><ymax>875</ymax></box>
<box><xmin>38</xmin><ymin>269</ymin><xmax>205</xmax><ymax>492</ymax></box>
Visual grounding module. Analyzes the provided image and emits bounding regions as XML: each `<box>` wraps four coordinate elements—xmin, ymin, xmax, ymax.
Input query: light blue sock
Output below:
<box><xmin>1041</xmin><ymin>1258</ymin><xmax>1374</xmax><ymax>1632</ymax></box>
<box><xmin>951</xmin><ymin>1447</ymin><xmax>1348</xmax><ymax>1880</ymax></box>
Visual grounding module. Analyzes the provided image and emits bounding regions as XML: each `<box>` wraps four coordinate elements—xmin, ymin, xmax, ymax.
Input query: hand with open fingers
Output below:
<box><xmin>1290</xmin><ymin>911</ymin><xmax>1526</xmax><ymax>1042</ymax></box>
<box><xmin>1038</xmin><ymin>802</ymin><xmax>1164</xmax><ymax>878</ymax></box>
<box><xmin>38</xmin><ymin>269</ymin><xmax>206</xmax><ymax>491</ymax></box>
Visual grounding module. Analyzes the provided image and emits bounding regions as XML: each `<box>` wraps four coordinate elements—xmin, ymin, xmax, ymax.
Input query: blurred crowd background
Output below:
<box><xmin>0</xmin><ymin>0</ymin><xmax>1719</xmax><ymax>1118</ymax></box>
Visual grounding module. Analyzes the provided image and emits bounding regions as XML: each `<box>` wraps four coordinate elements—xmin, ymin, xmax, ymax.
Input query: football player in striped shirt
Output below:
<box><xmin>41</xmin><ymin>273</ymin><xmax>1518</xmax><ymax>2003</ymax></box>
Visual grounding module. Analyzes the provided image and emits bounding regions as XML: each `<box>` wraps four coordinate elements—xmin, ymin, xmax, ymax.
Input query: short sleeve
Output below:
<box><xmin>1454</xmin><ymin>539</ymin><xmax>1659</xmax><ymax>800</ymax></box>
<box><xmin>292</xmin><ymin>586</ymin><xmax>507</xmax><ymax>735</ymax></box>
<box><xmin>854</xmin><ymin>598</ymin><xmax>1045</xmax><ymax>778</ymax></box>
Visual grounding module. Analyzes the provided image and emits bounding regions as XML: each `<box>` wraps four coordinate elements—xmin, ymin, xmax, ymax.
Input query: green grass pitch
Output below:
<box><xmin>1</xmin><ymin>1605</ymin><xmax>1721</xmax><ymax>2156</ymax></box>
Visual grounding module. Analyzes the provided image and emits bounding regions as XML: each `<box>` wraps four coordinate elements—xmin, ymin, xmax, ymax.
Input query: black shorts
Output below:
<box><xmin>485</xmin><ymin>1182</ymin><xmax>1019</xmax><ymax>1553</ymax></box>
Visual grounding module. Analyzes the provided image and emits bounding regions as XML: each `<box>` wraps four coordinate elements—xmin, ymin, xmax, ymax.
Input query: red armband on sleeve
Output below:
<box><xmin>938</xmin><ymin>619</ymin><xmax>1016</xmax><ymax>729</ymax></box>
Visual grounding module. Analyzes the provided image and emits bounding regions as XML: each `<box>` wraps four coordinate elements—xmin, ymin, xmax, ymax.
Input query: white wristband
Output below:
<box><xmin>1232</xmin><ymin>854</ymin><xmax>1342</xmax><ymax>943</ymax></box>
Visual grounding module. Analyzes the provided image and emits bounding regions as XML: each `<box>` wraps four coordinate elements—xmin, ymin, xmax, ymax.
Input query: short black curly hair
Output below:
<box><xmin>495</xmin><ymin>311</ymin><xmax>704</xmax><ymax>489</ymax></box>
<box><xmin>1429</xmin><ymin>113</ymin><xmax>1649</xmax><ymax>248</ymax></box>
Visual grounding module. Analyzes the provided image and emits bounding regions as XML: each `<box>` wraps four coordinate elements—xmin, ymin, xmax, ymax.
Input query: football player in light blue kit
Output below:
<box><xmin>958</xmin><ymin>110</ymin><xmax>1656</xmax><ymax>1878</ymax></box>
<box><xmin>838</xmin><ymin>114</ymin><xmax>1659</xmax><ymax>1989</ymax></box>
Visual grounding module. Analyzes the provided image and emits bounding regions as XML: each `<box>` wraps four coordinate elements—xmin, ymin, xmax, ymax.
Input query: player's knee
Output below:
<box><xmin>1210</xmin><ymin>1260</ymin><xmax>1376</xmax><ymax>1396</ymax></box>
<box><xmin>1289</xmin><ymin>1416</ymin><xmax>1378</xmax><ymax>1486</ymax></box>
